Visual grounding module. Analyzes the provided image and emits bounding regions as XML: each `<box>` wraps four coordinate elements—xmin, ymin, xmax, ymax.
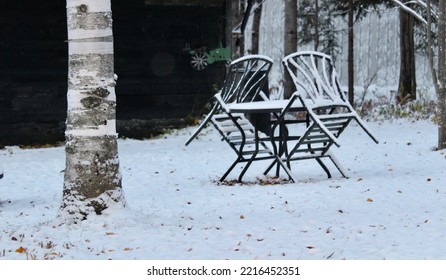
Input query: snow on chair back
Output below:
<box><xmin>283</xmin><ymin>51</ymin><xmax>379</xmax><ymax>144</ymax></box>
<box><xmin>283</xmin><ymin>51</ymin><xmax>345</xmax><ymax>104</ymax></box>
<box><xmin>220</xmin><ymin>55</ymin><xmax>273</xmax><ymax>104</ymax></box>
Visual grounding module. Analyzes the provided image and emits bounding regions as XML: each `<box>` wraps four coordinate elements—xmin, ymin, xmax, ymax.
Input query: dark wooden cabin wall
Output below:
<box><xmin>0</xmin><ymin>0</ymin><xmax>226</xmax><ymax>146</ymax></box>
<box><xmin>0</xmin><ymin>0</ymin><xmax>68</xmax><ymax>146</ymax></box>
<box><xmin>113</xmin><ymin>1</ymin><xmax>226</xmax><ymax>129</ymax></box>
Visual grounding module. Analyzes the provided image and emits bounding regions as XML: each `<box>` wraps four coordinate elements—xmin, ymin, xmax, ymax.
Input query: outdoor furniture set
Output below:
<box><xmin>185</xmin><ymin>51</ymin><xmax>379</xmax><ymax>183</ymax></box>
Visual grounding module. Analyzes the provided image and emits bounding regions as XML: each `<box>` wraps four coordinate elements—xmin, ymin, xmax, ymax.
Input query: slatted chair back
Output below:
<box><xmin>185</xmin><ymin>55</ymin><xmax>273</xmax><ymax>146</ymax></box>
<box><xmin>282</xmin><ymin>51</ymin><xmax>346</xmax><ymax>105</ymax></box>
<box><xmin>220</xmin><ymin>55</ymin><xmax>273</xmax><ymax>104</ymax></box>
<box><xmin>282</xmin><ymin>51</ymin><xmax>379</xmax><ymax>144</ymax></box>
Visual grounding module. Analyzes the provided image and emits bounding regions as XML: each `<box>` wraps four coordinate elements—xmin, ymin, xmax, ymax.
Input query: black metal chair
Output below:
<box><xmin>279</xmin><ymin>51</ymin><xmax>379</xmax><ymax>180</ymax></box>
<box><xmin>185</xmin><ymin>55</ymin><xmax>275</xmax><ymax>182</ymax></box>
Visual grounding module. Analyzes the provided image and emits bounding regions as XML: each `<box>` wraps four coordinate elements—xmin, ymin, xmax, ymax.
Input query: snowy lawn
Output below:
<box><xmin>1</xmin><ymin>119</ymin><xmax>446</xmax><ymax>260</ymax></box>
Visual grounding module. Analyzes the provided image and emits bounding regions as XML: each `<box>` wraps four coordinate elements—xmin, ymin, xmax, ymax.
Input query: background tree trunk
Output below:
<box><xmin>398</xmin><ymin>9</ymin><xmax>417</xmax><ymax>103</ymax></box>
<box><xmin>232</xmin><ymin>0</ymin><xmax>245</xmax><ymax>58</ymax></box>
<box><xmin>314</xmin><ymin>0</ymin><xmax>319</xmax><ymax>51</ymax></box>
<box><xmin>438</xmin><ymin>0</ymin><xmax>446</xmax><ymax>149</ymax></box>
<box><xmin>251</xmin><ymin>1</ymin><xmax>262</xmax><ymax>54</ymax></box>
<box><xmin>284</xmin><ymin>0</ymin><xmax>297</xmax><ymax>98</ymax></box>
<box><xmin>348</xmin><ymin>0</ymin><xmax>354</xmax><ymax>105</ymax></box>
<box><xmin>61</xmin><ymin>0</ymin><xmax>125</xmax><ymax>222</ymax></box>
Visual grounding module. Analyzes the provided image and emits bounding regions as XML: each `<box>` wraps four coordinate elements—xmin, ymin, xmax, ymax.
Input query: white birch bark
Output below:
<box><xmin>60</xmin><ymin>0</ymin><xmax>125</xmax><ymax>222</ymax></box>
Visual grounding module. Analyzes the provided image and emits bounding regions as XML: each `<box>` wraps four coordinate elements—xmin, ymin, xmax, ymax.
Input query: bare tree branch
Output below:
<box><xmin>392</xmin><ymin>0</ymin><xmax>428</xmax><ymax>24</ymax></box>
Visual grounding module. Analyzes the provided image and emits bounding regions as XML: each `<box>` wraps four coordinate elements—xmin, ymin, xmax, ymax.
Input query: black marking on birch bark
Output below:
<box><xmin>68</xmin><ymin>54</ymin><xmax>114</xmax><ymax>89</ymax></box>
<box><xmin>68</xmin><ymin>12</ymin><xmax>112</xmax><ymax>30</ymax></box>
<box><xmin>81</xmin><ymin>96</ymin><xmax>103</xmax><ymax>109</ymax></box>
<box><xmin>80</xmin><ymin>88</ymin><xmax>109</xmax><ymax>108</ymax></box>
<box><xmin>66</xmin><ymin>99</ymin><xmax>115</xmax><ymax>129</ymax></box>
<box><xmin>77</xmin><ymin>4</ymin><xmax>88</xmax><ymax>13</ymax></box>
<box><xmin>91</xmin><ymin>87</ymin><xmax>110</xmax><ymax>98</ymax></box>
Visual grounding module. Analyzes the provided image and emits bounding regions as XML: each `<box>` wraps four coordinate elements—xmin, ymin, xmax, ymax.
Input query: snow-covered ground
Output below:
<box><xmin>1</xmin><ymin>118</ymin><xmax>446</xmax><ymax>260</ymax></box>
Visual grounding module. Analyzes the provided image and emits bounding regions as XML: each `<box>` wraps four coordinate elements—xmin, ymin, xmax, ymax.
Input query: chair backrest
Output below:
<box><xmin>220</xmin><ymin>55</ymin><xmax>273</xmax><ymax>104</ymax></box>
<box><xmin>282</xmin><ymin>51</ymin><xmax>346</xmax><ymax>104</ymax></box>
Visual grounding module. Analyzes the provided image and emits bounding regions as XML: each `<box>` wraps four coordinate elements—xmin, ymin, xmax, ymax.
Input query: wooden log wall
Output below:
<box><xmin>0</xmin><ymin>0</ymin><xmax>68</xmax><ymax>147</ymax></box>
<box><xmin>0</xmin><ymin>0</ymin><xmax>226</xmax><ymax>146</ymax></box>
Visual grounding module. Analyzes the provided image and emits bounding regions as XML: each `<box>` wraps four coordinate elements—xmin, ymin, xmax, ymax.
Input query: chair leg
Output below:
<box><xmin>275</xmin><ymin>140</ymin><xmax>290</xmax><ymax>177</ymax></box>
<box><xmin>219</xmin><ymin>158</ymin><xmax>241</xmax><ymax>182</ymax></box>
<box><xmin>266</xmin><ymin>123</ymin><xmax>290</xmax><ymax>177</ymax></box>
<box><xmin>263</xmin><ymin>157</ymin><xmax>292</xmax><ymax>180</ymax></box>
<box><xmin>263</xmin><ymin>158</ymin><xmax>277</xmax><ymax>176</ymax></box>
<box><xmin>185</xmin><ymin>104</ymin><xmax>218</xmax><ymax>146</ymax></box>
<box><xmin>307</xmin><ymin>143</ymin><xmax>331</xmax><ymax>179</ymax></box>
<box><xmin>315</xmin><ymin>158</ymin><xmax>332</xmax><ymax>179</ymax></box>
<box><xmin>275</xmin><ymin>156</ymin><xmax>296</xmax><ymax>182</ymax></box>
<box><xmin>238</xmin><ymin>151</ymin><xmax>259</xmax><ymax>182</ymax></box>
<box><xmin>326</xmin><ymin>151</ymin><xmax>349</xmax><ymax>178</ymax></box>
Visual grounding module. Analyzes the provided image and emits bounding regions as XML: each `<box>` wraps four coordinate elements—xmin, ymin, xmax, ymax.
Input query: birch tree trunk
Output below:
<box><xmin>61</xmin><ymin>0</ymin><xmax>125</xmax><ymax>222</ymax></box>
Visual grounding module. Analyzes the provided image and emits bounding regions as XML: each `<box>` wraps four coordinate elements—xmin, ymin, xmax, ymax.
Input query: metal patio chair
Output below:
<box><xmin>185</xmin><ymin>55</ymin><xmax>275</xmax><ymax>182</ymax></box>
<box><xmin>278</xmin><ymin>51</ymin><xmax>379</xmax><ymax>180</ymax></box>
